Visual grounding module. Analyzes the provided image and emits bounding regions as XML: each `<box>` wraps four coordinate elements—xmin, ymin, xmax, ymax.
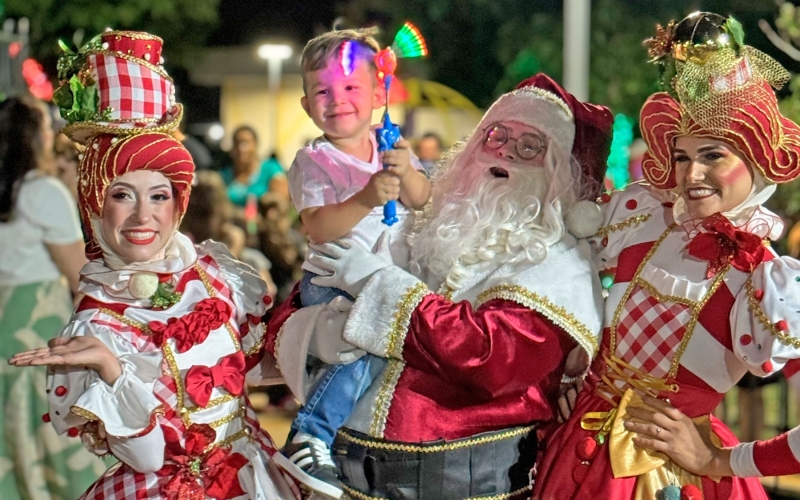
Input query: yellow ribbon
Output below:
<box><xmin>581</xmin><ymin>388</ymin><xmax>721</xmax><ymax>499</ymax></box>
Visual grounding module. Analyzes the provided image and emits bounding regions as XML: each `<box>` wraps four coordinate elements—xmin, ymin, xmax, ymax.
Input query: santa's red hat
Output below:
<box><xmin>513</xmin><ymin>74</ymin><xmax>614</xmax><ymax>199</ymax></box>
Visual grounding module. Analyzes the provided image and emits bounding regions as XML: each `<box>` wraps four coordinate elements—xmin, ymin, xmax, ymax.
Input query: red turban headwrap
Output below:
<box><xmin>78</xmin><ymin>132</ymin><xmax>195</xmax><ymax>259</ymax></box>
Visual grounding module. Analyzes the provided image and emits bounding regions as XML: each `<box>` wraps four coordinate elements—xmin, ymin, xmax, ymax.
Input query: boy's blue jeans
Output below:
<box><xmin>291</xmin><ymin>271</ymin><xmax>387</xmax><ymax>446</ymax></box>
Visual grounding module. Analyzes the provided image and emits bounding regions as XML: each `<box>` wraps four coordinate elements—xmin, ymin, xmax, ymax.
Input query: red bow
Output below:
<box><xmin>686</xmin><ymin>213</ymin><xmax>766</xmax><ymax>279</ymax></box>
<box><xmin>185</xmin><ymin>351</ymin><xmax>245</xmax><ymax>408</ymax></box>
<box><xmin>158</xmin><ymin>423</ymin><xmax>248</xmax><ymax>500</ymax></box>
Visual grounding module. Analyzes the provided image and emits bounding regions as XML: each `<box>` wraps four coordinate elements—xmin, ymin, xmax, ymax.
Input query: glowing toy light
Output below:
<box><xmin>375</xmin><ymin>21</ymin><xmax>428</xmax><ymax>226</ymax></box>
<box><xmin>340</xmin><ymin>40</ymin><xmax>356</xmax><ymax>76</ymax></box>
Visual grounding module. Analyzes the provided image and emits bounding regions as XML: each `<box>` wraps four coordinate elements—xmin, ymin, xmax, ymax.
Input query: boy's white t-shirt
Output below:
<box><xmin>288</xmin><ymin>133</ymin><xmax>423</xmax><ymax>275</ymax></box>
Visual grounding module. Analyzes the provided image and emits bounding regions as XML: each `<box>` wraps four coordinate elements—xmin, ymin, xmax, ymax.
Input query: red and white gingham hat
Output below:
<box><xmin>55</xmin><ymin>30</ymin><xmax>182</xmax><ymax>144</ymax></box>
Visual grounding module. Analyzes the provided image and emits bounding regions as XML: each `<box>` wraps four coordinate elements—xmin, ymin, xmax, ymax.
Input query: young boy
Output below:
<box><xmin>276</xmin><ymin>28</ymin><xmax>431</xmax><ymax>498</ymax></box>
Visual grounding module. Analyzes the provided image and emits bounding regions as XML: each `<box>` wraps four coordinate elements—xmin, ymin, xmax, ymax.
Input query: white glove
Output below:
<box><xmin>308</xmin><ymin>232</ymin><xmax>393</xmax><ymax>298</ymax></box>
<box><xmin>308</xmin><ymin>296</ymin><xmax>366</xmax><ymax>364</ymax></box>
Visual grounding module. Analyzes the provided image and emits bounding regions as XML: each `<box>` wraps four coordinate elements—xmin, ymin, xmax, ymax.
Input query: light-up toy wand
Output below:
<box><xmin>372</xmin><ymin>22</ymin><xmax>428</xmax><ymax>226</ymax></box>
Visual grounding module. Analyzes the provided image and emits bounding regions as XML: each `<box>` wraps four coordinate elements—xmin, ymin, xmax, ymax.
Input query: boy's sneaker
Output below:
<box><xmin>273</xmin><ymin>433</ymin><xmax>343</xmax><ymax>499</ymax></box>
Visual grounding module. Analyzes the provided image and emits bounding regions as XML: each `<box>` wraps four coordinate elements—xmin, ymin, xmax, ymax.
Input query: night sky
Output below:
<box><xmin>208</xmin><ymin>0</ymin><xmax>340</xmax><ymax>48</ymax></box>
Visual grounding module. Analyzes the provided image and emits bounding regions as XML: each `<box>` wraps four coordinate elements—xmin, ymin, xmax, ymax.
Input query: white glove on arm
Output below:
<box><xmin>308</xmin><ymin>232</ymin><xmax>393</xmax><ymax>298</ymax></box>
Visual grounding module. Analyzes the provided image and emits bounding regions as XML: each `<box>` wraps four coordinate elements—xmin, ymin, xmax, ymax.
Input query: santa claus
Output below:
<box><xmin>266</xmin><ymin>74</ymin><xmax>613</xmax><ymax>499</ymax></box>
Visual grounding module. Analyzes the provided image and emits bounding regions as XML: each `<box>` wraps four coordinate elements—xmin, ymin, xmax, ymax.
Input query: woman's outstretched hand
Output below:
<box><xmin>624</xmin><ymin>392</ymin><xmax>734</xmax><ymax>477</ymax></box>
<box><xmin>9</xmin><ymin>336</ymin><xmax>122</xmax><ymax>385</ymax></box>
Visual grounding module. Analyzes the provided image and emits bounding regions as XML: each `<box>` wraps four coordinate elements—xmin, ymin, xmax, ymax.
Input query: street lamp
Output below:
<box><xmin>258</xmin><ymin>43</ymin><xmax>293</xmax><ymax>154</ymax></box>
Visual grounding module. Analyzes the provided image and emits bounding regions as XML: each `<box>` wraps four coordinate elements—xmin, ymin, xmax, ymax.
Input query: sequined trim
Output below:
<box><xmin>208</xmin><ymin>406</ymin><xmax>245</xmax><ymax>429</ymax></box>
<box><xmin>508</xmin><ymin>86</ymin><xmax>573</xmax><ymax>120</ymax></box>
<box><xmin>244</xmin><ymin>335</ymin><xmax>265</xmax><ymax>357</ymax></box>
<box><xmin>203</xmin><ymin>427</ymin><xmax>251</xmax><ymax>454</ymax></box>
<box><xmin>745</xmin><ymin>277</ymin><xmax>800</xmax><ymax>348</ymax></box>
<box><xmin>595</xmin><ymin>214</ymin><xmax>652</xmax><ymax>239</ymax></box>
<box><xmin>385</xmin><ymin>282</ymin><xmax>430</xmax><ymax>359</ymax></box>
<box><xmin>476</xmin><ymin>284</ymin><xmax>599</xmax><ymax>357</ymax></box>
<box><xmin>341</xmin><ymin>483</ymin><xmax>532</xmax><ymax>500</ymax></box>
<box><xmin>185</xmin><ymin>394</ymin><xmax>240</xmax><ymax>414</ymax></box>
<box><xmin>70</xmin><ymin>404</ymin><xmax>165</xmax><ymax>439</ymax></box>
<box><xmin>62</xmin><ymin>105</ymin><xmax>182</xmax><ymax>141</ymax></box>
<box><xmin>369</xmin><ymin>359</ymin><xmax>404</xmax><ymax>438</ymax></box>
<box><xmin>340</xmin><ymin>425</ymin><xmax>535</xmax><ymax>452</ymax></box>
<box><xmin>104</xmin><ymin>30</ymin><xmax>163</xmax><ymax>43</ymax></box>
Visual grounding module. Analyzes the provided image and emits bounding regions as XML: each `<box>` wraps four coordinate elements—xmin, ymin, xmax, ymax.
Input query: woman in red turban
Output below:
<box><xmin>535</xmin><ymin>12</ymin><xmax>800</xmax><ymax>500</ymax></box>
<box><xmin>8</xmin><ymin>31</ymin><xmax>296</xmax><ymax>499</ymax></box>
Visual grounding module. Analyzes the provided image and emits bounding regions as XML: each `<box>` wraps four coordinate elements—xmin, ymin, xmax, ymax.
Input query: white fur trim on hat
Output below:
<box><xmin>480</xmin><ymin>86</ymin><xmax>575</xmax><ymax>156</ymax></box>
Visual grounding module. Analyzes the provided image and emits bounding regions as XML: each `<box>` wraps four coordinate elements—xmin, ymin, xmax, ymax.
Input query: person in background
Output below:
<box><xmin>221</xmin><ymin>125</ymin><xmax>290</xmax><ymax>206</ymax></box>
<box><xmin>0</xmin><ymin>96</ymin><xmax>106</xmax><ymax>499</ymax></box>
<box><xmin>257</xmin><ymin>191</ymin><xmax>305</xmax><ymax>303</ymax></box>
<box><xmin>181</xmin><ymin>169</ymin><xmax>277</xmax><ymax>298</ymax></box>
<box><xmin>54</xmin><ymin>133</ymin><xmax>80</xmax><ymax>201</ymax></box>
<box><xmin>415</xmin><ymin>131</ymin><xmax>443</xmax><ymax>175</ymax></box>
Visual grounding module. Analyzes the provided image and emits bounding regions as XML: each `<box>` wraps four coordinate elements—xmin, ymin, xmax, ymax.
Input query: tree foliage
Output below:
<box><xmin>3</xmin><ymin>0</ymin><xmax>219</xmax><ymax>68</ymax></box>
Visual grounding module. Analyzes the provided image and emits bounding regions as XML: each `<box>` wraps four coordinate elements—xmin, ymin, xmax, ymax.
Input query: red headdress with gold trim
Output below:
<box><xmin>640</xmin><ymin>12</ymin><xmax>800</xmax><ymax>189</ymax></box>
<box><xmin>57</xmin><ymin>30</ymin><xmax>195</xmax><ymax>260</ymax></box>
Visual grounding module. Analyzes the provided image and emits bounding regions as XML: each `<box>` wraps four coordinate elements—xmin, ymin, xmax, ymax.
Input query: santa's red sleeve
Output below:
<box><xmin>342</xmin><ymin>266</ymin><xmax>593</xmax><ymax>398</ymax></box>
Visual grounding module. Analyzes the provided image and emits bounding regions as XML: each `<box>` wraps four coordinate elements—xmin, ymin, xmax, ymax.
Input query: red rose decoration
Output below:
<box><xmin>158</xmin><ymin>424</ymin><xmax>248</xmax><ymax>500</ymax></box>
<box><xmin>194</xmin><ymin>298</ymin><xmax>232</xmax><ymax>331</ymax></box>
<box><xmin>149</xmin><ymin>316</ymin><xmax>190</xmax><ymax>349</ymax></box>
<box><xmin>686</xmin><ymin>213</ymin><xmax>766</xmax><ymax>279</ymax></box>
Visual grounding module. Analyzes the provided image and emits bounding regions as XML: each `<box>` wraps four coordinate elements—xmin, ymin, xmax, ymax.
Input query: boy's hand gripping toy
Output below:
<box><xmin>373</xmin><ymin>22</ymin><xmax>428</xmax><ymax>226</ymax></box>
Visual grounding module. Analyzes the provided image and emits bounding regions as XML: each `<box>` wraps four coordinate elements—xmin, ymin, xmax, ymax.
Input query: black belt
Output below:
<box><xmin>332</xmin><ymin>426</ymin><xmax>537</xmax><ymax>500</ymax></box>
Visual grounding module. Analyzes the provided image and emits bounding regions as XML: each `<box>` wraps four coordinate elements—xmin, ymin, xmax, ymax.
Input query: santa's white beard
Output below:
<box><xmin>409</xmin><ymin>153</ymin><xmax>566</xmax><ymax>291</ymax></box>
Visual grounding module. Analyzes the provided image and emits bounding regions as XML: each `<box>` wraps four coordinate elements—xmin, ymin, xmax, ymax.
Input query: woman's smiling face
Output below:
<box><xmin>673</xmin><ymin>136</ymin><xmax>754</xmax><ymax>219</ymax></box>
<box><xmin>100</xmin><ymin>170</ymin><xmax>178</xmax><ymax>264</ymax></box>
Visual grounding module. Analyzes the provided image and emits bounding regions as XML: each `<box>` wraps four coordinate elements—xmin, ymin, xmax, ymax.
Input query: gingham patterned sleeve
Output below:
<box><xmin>46</xmin><ymin>311</ymin><xmax>166</xmax><ymax>472</ymax></box>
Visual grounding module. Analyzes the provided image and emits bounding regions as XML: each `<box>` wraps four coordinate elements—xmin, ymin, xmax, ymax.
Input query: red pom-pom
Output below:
<box><xmin>264</xmin><ymin>295</ymin><xmax>273</xmax><ymax>306</ymax></box>
<box><xmin>572</xmin><ymin>463</ymin><xmax>589</xmax><ymax>483</ymax></box>
<box><xmin>157</xmin><ymin>273</ymin><xmax>172</xmax><ymax>283</ymax></box>
<box><xmin>739</xmin><ymin>334</ymin><xmax>752</xmax><ymax>346</ymax></box>
<box><xmin>600</xmin><ymin>193</ymin><xmax>611</xmax><ymax>204</ymax></box>
<box><xmin>625</xmin><ymin>199</ymin><xmax>638</xmax><ymax>210</ymax></box>
<box><xmin>775</xmin><ymin>320</ymin><xmax>789</xmax><ymax>332</ymax></box>
<box><xmin>67</xmin><ymin>427</ymin><xmax>80</xmax><ymax>438</ymax></box>
<box><xmin>753</xmin><ymin>289</ymin><xmax>764</xmax><ymax>301</ymax></box>
<box><xmin>762</xmin><ymin>361</ymin><xmax>774</xmax><ymax>373</ymax></box>
<box><xmin>576</xmin><ymin>436</ymin><xmax>599</xmax><ymax>461</ymax></box>
<box><xmin>601</xmin><ymin>237</ymin><xmax>609</xmax><ymax>247</ymax></box>
<box><xmin>680</xmin><ymin>483</ymin><xmax>703</xmax><ymax>500</ymax></box>
<box><xmin>54</xmin><ymin>386</ymin><xmax>67</xmax><ymax>397</ymax></box>
<box><xmin>41</xmin><ymin>413</ymin><xmax>50</xmax><ymax>423</ymax></box>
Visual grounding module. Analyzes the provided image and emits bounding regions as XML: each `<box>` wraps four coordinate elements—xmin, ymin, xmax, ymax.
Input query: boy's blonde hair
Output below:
<box><xmin>301</xmin><ymin>27</ymin><xmax>381</xmax><ymax>91</ymax></box>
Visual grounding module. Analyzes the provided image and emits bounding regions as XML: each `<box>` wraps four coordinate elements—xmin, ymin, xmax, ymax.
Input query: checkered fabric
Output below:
<box><xmin>94</xmin><ymin>313</ymin><xmax>158</xmax><ymax>353</ymax></box>
<box><xmin>90</xmin><ymin>54</ymin><xmax>172</xmax><ymax>123</ymax></box>
<box><xmin>616</xmin><ymin>284</ymin><xmax>692</xmax><ymax>379</ymax></box>
<box><xmin>80</xmin><ymin>465</ymin><xmax>161</xmax><ymax>500</ymax></box>
<box><xmin>197</xmin><ymin>254</ymin><xmax>233</xmax><ymax>302</ymax></box>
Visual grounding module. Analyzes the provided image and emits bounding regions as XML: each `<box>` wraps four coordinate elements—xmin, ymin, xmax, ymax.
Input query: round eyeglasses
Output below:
<box><xmin>483</xmin><ymin>123</ymin><xmax>546</xmax><ymax>160</ymax></box>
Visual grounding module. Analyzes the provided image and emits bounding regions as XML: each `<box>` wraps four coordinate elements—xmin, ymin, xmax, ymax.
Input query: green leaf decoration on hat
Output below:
<box><xmin>723</xmin><ymin>17</ymin><xmax>745</xmax><ymax>52</ymax></box>
<box><xmin>53</xmin><ymin>34</ymin><xmax>112</xmax><ymax>124</ymax></box>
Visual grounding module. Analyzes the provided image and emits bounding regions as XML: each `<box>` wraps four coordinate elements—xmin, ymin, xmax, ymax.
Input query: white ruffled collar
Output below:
<box><xmin>670</xmin><ymin>174</ymin><xmax>783</xmax><ymax>240</ymax></box>
<box><xmin>79</xmin><ymin>231</ymin><xmax>198</xmax><ymax>305</ymax></box>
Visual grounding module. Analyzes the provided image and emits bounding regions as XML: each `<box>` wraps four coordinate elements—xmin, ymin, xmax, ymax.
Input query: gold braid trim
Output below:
<box><xmin>594</xmin><ymin>214</ymin><xmax>652</xmax><ymax>239</ymax></box>
<box><xmin>70</xmin><ymin>407</ymin><xmax>100</xmax><ymax>421</ymax></box>
<box><xmin>385</xmin><ymin>282</ymin><xmax>430</xmax><ymax>360</ymax></box>
<box><xmin>340</xmin><ymin>425</ymin><xmax>535</xmax><ymax>453</ymax></box>
<box><xmin>202</xmin><ymin>427</ymin><xmax>251</xmax><ymax>454</ymax></box>
<box><xmin>745</xmin><ymin>277</ymin><xmax>800</xmax><ymax>348</ymax></box>
<box><xmin>88</xmin><ymin>49</ymin><xmax>171</xmax><ymax>79</ymax></box>
<box><xmin>70</xmin><ymin>405</ymin><xmax>165</xmax><ymax>439</ymax></box>
<box><xmin>244</xmin><ymin>335</ymin><xmax>265</xmax><ymax>357</ymax></box>
<box><xmin>185</xmin><ymin>394</ymin><xmax>240</xmax><ymax>414</ymax></box>
<box><xmin>207</xmin><ymin>406</ymin><xmax>245</xmax><ymax>429</ymax></box>
<box><xmin>341</xmin><ymin>483</ymin><xmax>531</xmax><ymax>500</ymax></box>
<box><xmin>476</xmin><ymin>284</ymin><xmax>599</xmax><ymax>357</ymax></box>
<box><xmin>369</xmin><ymin>359</ymin><xmax>405</xmax><ymax>438</ymax></box>
<box><xmin>61</xmin><ymin>104</ymin><xmax>182</xmax><ymax>141</ymax></box>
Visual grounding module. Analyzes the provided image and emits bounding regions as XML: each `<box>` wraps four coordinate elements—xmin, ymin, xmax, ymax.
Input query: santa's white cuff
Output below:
<box><xmin>730</xmin><ymin>442</ymin><xmax>762</xmax><ymax>478</ymax></box>
<box><xmin>344</xmin><ymin>266</ymin><xmax>430</xmax><ymax>359</ymax></box>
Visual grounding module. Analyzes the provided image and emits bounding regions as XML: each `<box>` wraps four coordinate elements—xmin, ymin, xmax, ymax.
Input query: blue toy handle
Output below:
<box><xmin>377</xmin><ymin>108</ymin><xmax>401</xmax><ymax>226</ymax></box>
